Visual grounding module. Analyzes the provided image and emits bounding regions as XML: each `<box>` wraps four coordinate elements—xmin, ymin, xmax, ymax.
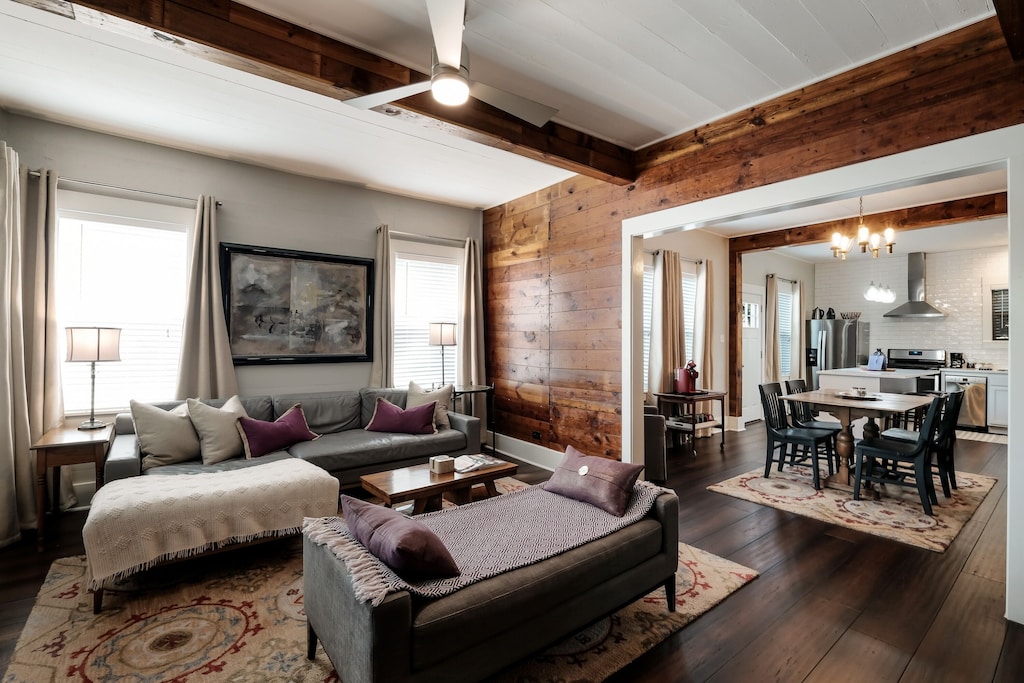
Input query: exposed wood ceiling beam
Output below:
<box><xmin>22</xmin><ymin>0</ymin><xmax>636</xmax><ymax>184</ymax></box>
<box><xmin>728</xmin><ymin>193</ymin><xmax>1007</xmax><ymax>254</ymax></box>
<box><xmin>995</xmin><ymin>0</ymin><xmax>1024</xmax><ymax>61</ymax></box>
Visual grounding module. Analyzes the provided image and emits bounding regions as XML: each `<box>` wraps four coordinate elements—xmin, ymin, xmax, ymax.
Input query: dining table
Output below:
<box><xmin>780</xmin><ymin>389</ymin><xmax>936</xmax><ymax>489</ymax></box>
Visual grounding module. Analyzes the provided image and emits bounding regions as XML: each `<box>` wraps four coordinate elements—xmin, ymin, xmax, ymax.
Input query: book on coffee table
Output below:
<box><xmin>454</xmin><ymin>454</ymin><xmax>505</xmax><ymax>473</ymax></box>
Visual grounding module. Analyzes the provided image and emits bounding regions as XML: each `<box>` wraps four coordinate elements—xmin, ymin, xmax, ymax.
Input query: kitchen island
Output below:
<box><xmin>817</xmin><ymin>367</ymin><xmax>938</xmax><ymax>394</ymax></box>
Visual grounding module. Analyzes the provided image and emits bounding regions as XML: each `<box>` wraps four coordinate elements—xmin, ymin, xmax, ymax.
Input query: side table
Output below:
<box><xmin>654</xmin><ymin>391</ymin><xmax>727</xmax><ymax>459</ymax></box>
<box><xmin>31</xmin><ymin>424</ymin><xmax>112</xmax><ymax>551</ymax></box>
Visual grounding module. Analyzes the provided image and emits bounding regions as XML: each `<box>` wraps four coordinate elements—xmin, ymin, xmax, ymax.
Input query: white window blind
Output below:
<box><xmin>682</xmin><ymin>271</ymin><xmax>697</xmax><ymax>361</ymax></box>
<box><xmin>392</xmin><ymin>251</ymin><xmax>460</xmax><ymax>388</ymax></box>
<box><xmin>642</xmin><ymin>265</ymin><xmax>654</xmax><ymax>392</ymax></box>
<box><xmin>992</xmin><ymin>287</ymin><xmax>1009</xmax><ymax>340</ymax></box>
<box><xmin>641</xmin><ymin>263</ymin><xmax>697</xmax><ymax>391</ymax></box>
<box><xmin>57</xmin><ymin>195</ymin><xmax>191</xmax><ymax>412</ymax></box>
<box><xmin>778</xmin><ymin>286</ymin><xmax>794</xmax><ymax>377</ymax></box>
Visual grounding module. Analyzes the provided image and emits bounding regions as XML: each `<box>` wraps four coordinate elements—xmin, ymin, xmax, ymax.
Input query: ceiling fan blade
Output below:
<box><xmin>470</xmin><ymin>82</ymin><xmax>558</xmax><ymax>127</ymax></box>
<box><xmin>426</xmin><ymin>0</ymin><xmax>465</xmax><ymax>68</ymax></box>
<box><xmin>344</xmin><ymin>81</ymin><xmax>431</xmax><ymax>110</ymax></box>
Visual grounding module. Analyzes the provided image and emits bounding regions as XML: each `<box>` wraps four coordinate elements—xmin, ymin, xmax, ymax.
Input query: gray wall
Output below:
<box><xmin>3</xmin><ymin>113</ymin><xmax>482</xmax><ymax>395</ymax></box>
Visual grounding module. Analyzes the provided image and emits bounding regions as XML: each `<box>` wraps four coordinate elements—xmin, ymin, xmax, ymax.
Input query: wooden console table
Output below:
<box><xmin>654</xmin><ymin>391</ymin><xmax>727</xmax><ymax>459</ymax></box>
<box><xmin>31</xmin><ymin>424</ymin><xmax>112</xmax><ymax>551</ymax></box>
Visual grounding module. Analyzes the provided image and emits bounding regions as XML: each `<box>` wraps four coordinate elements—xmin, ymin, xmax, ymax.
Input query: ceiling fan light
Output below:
<box><xmin>431</xmin><ymin>68</ymin><xmax>469</xmax><ymax>106</ymax></box>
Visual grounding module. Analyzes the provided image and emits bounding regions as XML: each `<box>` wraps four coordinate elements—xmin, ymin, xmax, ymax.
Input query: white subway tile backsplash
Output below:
<box><xmin>814</xmin><ymin>247</ymin><xmax>1008</xmax><ymax>368</ymax></box>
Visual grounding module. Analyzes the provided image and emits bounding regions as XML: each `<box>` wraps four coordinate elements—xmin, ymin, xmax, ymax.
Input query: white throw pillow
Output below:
<box><xmin>407</xmin><ymin>381</ymin><xmax>452</xmax><ymax>430</ymax></box>
<box><xmin>130</xmin><ymin>400</ymin><xmax>201</xmax><ymax>471</ymax></box>
<box><xmin>187</xmin><ymin>396</ymin><xmax>250</xmax><ymax>465</ymax></box>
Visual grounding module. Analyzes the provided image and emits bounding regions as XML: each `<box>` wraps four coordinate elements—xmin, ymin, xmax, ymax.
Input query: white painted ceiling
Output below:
<box><xmin>0</xmin><ymin>0</ymin><xmax>1003</xmax><ymax>234</ymax></box>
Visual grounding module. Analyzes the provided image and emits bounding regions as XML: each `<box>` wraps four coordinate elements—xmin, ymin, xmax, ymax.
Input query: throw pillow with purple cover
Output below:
<box><xmin>340</xmin><ymin>494</ymin><xmax>460</xmax><ymax>578</ymax></box>
<box><xmin>544</xmin><ymin>444</ymin><xmax>645</xmax><ymax>516</ymax></box>
<box><xmin>365</xmin><ymin>397</ymin><xmax>437</xmax><ymax>434</ymax></box>
<box><xmin>236</xmin><ymin>403</ymin><xmax>320</xmax><ymax>459</ymax></box>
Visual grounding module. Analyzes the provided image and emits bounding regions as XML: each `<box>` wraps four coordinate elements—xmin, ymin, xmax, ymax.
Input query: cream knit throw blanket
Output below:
<box><xmin>83</xmin><ymin>459</ymin><xmax>339</xmax><ymax>589</ymax></box>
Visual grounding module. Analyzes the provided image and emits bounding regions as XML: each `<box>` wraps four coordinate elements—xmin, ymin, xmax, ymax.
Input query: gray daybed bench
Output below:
<box><xmin>302</xmin><ymin>483</ymin><xmax>679</xmax><ymax>683</ymax></box>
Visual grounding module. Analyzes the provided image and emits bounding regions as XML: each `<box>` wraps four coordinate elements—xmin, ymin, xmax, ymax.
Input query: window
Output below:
<box><xmin>392</xmin><ymin>244</ymin><xmax>462</xmax><ymax>388</ymax></box>
<box><xmin>641</xmin><ymin>260</ymin><xmax>697</xmax><ymax>392</ymax></box>
<box><xmin>777</xmin><ymin>286</ymin><xmax>794</xmax><ymax>377</ymax></box>
<box><xmin>991</xmin><ymin>287</ymin><xmax>1009</xmax><ymax>341</ymax></box>
<box><xmin>742</xmin><ymin>301</ymin><xmax>760</xmax><ymax>329</ymax></box>
<box><xmin>56</xmin><ymin>192</ymin><xmax>192</xmax><ymax>412</ymax></box>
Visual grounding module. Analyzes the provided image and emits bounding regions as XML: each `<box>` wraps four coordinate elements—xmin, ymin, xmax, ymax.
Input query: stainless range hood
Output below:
<box><xmin>883</xmin><ymin>252</ymin><xmax>946</xmax><ymax>318</ymax></box>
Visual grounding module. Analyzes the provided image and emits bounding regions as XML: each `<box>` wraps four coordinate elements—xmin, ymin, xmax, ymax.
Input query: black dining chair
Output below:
<box><xmin>759</xmin><ymin>383</ymin><xmax>836</xmax><ymax>490</ymax></box>
<box><xmin>854</xmin><ymin>394</ymin><xmax>946</xmax><ymax>516</ymax></box>
<box><xmin>784</xmin><ymin>378</ymin><xmax>842</xmax><ymax>469</ymax></box>
<box><xmin>880</xmin><ymin>389</ymin><xmax>964</xmax><ymax>498</ymax></box>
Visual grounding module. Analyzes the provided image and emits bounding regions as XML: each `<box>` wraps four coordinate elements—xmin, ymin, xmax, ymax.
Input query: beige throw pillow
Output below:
<box><xmin>407</xmin><ymin>381</ymin><xmax>452</xmax><ymax>430</ymax></box>
<box><xmin>131</xmin><ymin>400</ymin><xmax>201</xmax><ymax>471</ymax></box>
<box><xmin>187</xmin><ymin>396</ymin><xmax>249</xmax><ymax>465</ymax></box>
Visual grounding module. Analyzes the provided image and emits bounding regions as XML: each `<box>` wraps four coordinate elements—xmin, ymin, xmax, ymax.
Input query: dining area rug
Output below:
<box><xmin>708</xmin><ymin>465</ymin><xmax>996</xmax><ymax>552</ymax></box>
<box><xmin>3</xmin><ymin>542</ymin><xmax>756</xmax><ymax>682</ymax></box>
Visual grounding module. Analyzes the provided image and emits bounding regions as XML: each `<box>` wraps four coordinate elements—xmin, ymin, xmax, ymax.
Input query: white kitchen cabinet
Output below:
<box><xmin>988</xmin><ymin>373</ymin><xmax>1009</xmax><ymax>428</ymax></box>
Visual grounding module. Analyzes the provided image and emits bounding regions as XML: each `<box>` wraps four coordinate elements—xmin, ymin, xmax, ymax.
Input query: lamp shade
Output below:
<box><xmin>65</xmin><ymin>327</ymin><xmax>122</xmax><ymax>362</ymax></box>
<box><xmin>428</xmin><ymin>322</ymin><xmax>456</xmax><ymax>347</ymax></box>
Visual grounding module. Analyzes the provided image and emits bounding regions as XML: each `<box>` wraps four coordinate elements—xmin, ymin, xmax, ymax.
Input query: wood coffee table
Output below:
<box><xmin>360</xmin><ymin>459</ymin><xmax>518</xmax><ymax>514</ymax></box>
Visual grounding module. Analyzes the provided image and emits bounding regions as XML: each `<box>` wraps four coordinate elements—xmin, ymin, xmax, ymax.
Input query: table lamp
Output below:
<box><xmin>428</xmin><ymin>322</ymin><xmax>456</xmax><ymax>387</ymax></box>
<box><xmin>65</xmin><ymin>326</ymin><xmax>121</xmax><ymax>430</ymax></box>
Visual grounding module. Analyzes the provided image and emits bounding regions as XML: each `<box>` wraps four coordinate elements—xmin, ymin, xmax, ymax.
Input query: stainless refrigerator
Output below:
<box><xmin>805</xmin><ymin>319</ymin><xmax>871</xmax><ymax>390</ymax></box>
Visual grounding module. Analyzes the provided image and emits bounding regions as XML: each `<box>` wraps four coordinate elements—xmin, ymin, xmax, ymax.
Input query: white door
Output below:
<box><xmin>742</xmin><ymin>285</ymin><xmax>765</xmax><ymax>422</ymax></box>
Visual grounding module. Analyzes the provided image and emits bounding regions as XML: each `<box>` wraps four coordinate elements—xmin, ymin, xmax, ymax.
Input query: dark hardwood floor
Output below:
<box><xmin>1</xmin><ymin>427</ymin><xmax>1020</xmax><ymax>681</ymax></box>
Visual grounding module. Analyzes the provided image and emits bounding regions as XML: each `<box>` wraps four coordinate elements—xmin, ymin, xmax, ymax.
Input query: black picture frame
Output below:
<box><xmin>219</xmin><ymin>242</ymin><xmax>374</xmax><ymax>365</ymax></box>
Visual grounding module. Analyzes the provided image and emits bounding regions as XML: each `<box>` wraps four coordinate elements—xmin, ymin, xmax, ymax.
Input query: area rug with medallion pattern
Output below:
<box><xmin>708</xmin><ymin>465</ymin><xmax>996</xmax><ymax>553</ymax></box>
<box><xmin>4</xmin><ymin>534</ymin><xmax>756</xmax><ymax>682</ymax></box>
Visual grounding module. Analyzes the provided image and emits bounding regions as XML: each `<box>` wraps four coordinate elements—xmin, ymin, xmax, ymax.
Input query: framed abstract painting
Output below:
<box><xmin>219</xmin><ymin>242</ymin><xmax>374</xmax><ymax>364</ymax></box>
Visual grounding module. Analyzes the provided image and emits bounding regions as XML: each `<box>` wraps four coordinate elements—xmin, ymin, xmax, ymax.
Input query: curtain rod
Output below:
<box><xmin>384</xmin><ymin>227</ymin><xmax>466</xmax><ymax>248</ymax></box>
<box><xmin>645</xmin><ymin>248</ymin><xmax>703</xmax><ymax>264</ymax></box>
<box><xmin>26</xmin><ymin>171</ymin><xmax>221</xmax><ymax>207</ymax></box>
<box><xmin>768</xmin><ymin>273</ymin><xmax>796</xmax><ymax>284</ymax></box>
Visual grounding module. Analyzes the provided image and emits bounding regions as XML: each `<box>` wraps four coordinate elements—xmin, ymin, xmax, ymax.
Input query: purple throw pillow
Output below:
<box><xmin>365</xmin><ymin>397</ymin><xmax>437</xmax><ymax>434</ymax></box>
<box><xmin>340</xmin><ymin>495</ymin><xmax>460</xmax><ymax>578</ymax></box>
<box><xmin>236</xmin><ymin>403</ymin><xmax>319</xmax><ymax>459</ymax></box>
<box><xmin>544</xmin><ymin>445</ymin><xmax>644</xmax><ymax>516</ymax></box>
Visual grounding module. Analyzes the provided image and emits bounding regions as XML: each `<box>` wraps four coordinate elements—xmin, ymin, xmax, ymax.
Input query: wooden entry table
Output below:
<box><xmin>360</xmin><ymin>459</ymin><xmax>518</xmax><ymax>514</ymax></box>
<box><xmin>31</xmin><ymin>424</ymin><xmax>112</xmax><ymax>551</ymax></box>
<box><xmin>780</xmin><ymin>390</ymin><xmax>934</xmax><ymax>489</ymax></box>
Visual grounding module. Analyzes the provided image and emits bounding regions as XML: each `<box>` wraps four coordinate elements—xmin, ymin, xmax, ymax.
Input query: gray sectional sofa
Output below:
<box><xmin>105</xmin><ymin>388</ymin><xmax>481</xmax><ymax>487</ymax></box>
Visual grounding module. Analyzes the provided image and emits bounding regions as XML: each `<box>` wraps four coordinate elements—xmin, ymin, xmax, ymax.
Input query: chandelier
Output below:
<box><xmin>831</xmin><ymin>197</ymin><xmax>896</xmax><ymax>259</ymax></box>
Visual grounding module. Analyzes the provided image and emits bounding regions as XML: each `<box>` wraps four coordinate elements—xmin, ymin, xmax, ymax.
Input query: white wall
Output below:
<box><xmin>3</xmin><ymin>114</ymin><xmax>482</xmax><ymax>395</ymax></box>
<box><xmin>742</xmin><ymin>250</ymin><xmax>817</xmax><ymax>319</ymax></box>
<box><xmin>814</xmin><ymin>239</ymin><xmax>1009</xmax><ymax>368</ymax></box>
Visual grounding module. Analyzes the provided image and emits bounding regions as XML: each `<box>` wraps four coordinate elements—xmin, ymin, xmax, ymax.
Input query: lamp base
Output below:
<box><xmin>78</xmin><ymin>419</ymin><xmax>107</xmax><ymax>431</ymax></box>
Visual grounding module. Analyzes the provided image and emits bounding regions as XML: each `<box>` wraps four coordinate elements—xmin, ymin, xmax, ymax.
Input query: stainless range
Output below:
<box><xmin>887</xmin><ymin>348</ymin><xmax>946</xmax><ymax>392</ymax></box>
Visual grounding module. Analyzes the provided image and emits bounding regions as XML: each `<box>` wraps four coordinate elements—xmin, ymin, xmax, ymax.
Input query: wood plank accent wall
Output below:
<box><xmin>483</xmin><ymin>17</ymin><xmax>1024</xmax><ymax>458</ymax></box>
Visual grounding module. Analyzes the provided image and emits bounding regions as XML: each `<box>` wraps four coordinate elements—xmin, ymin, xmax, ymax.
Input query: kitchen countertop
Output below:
<box><xmin>818</xmin><ymin>367</ymin><xmax>940</xmax><ymax>380</ymax></box>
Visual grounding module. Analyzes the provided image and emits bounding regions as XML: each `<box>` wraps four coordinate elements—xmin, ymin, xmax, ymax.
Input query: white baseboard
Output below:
<box><xmin>489</xmin><ymin>431</ymin><xmax>559</xmax><ymax>471</ymax></box>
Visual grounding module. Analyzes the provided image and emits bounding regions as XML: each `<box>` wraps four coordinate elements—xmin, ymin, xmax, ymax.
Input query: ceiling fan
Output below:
<box><xmin>344</xmin><ymin>0</ymin><xmax>558</xmax><ymax>127</ymax></box>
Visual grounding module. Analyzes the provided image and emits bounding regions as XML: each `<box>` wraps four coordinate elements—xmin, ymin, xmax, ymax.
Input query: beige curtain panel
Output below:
<box><xmin>764</xmin><ymin>274</ymin><xmax>780</xmax><ymax>383</ymax></box>
<box><xmin>175</xmin><ymin>195</ymin><xmax>238</xmax><ymax>399</ymax></box>
<box><xmin>458</xmin><ymin>237</ymin><xmax>487</xmax><ymax>437</ymax></box>
<box><xmin>695</xmin><ymin>259</ymin><xmax>714</xmax><ymax>395</ymax></box>
<box><xmin>1</xmin><ymin>148</ymin><xmax>73</xmax><ymax>547</ymax></box>
<box><xmin>369</xmin><ymin>224</ymin><xmax>394</xmax><ymax>388</ymax></box>
<box><xmin>649</xmin><ymin>249</ymin><xmax>685</xmax><ymax>397</ymax></box>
